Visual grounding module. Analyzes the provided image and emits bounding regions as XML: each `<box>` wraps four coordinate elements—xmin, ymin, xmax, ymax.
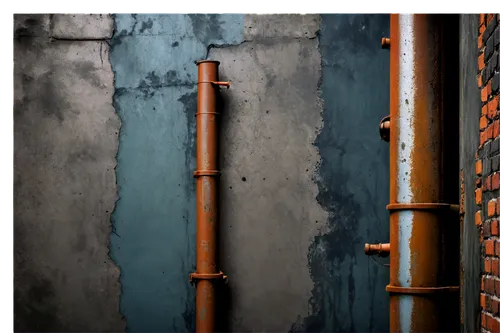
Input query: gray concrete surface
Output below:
<box><xmin>15</xmin><ymin>13</ymin><xmax>392</xmax><ymax>333</ymax></box>
<box><xmin>14</xmin><ymin>14</ymin><xmax>124</xmax><ymax>332</ymax></box>
<box><xmin>211</xmin><ymin>15</ymin><xmax>329</xmax><ymax>331</ymax></box>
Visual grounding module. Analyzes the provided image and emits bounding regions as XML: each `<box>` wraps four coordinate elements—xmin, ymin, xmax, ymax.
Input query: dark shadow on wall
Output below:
<box><xmin>216</xmin><ymin>81</ymin><xmax>233</xmax><ymax>333</ymax></box>
<box><xmin>459</xmin><ymin>14</ymin><xmax>481</xmax><ymax>333</ymax></box>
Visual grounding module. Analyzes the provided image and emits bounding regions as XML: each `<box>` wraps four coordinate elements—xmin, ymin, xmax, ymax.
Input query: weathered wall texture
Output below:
<box><xmin>109</xmin><ymin>14</ymin><xmax>245</xmax><ymax>333</ymax></box>
<box><xmin>110</xmin><ymin>14</ymin><xmax>390</xmax><ymax>333</ymax></box>
<box><xmin>211</xmin><ymin>14</ymin><xmax>328</xmax><ymax>332</ymax></box>
<box><xmin>15</xmin><ymin>13</ymin><xmax>390</xmax><ymax>333</ymax></box>
<box><xmin>14</xmin><ymin>14</ymin><xmax>124</xmax><ymax>332</ymax></box>
<box><xmin>295</xmin><ymin>14</ymin><xmax>390</xmax><ymax>332</ymax></box>
<box><xmin>459</xmin><ymin>13</ymin><xmax>482</xmax><ymax>333</ymax></box>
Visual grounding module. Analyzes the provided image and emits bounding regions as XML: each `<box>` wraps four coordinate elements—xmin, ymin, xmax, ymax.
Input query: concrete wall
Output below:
<box><xmin>14</xmin><ymin>14</ymin><xmax>390</xmax><ymax>332</ymax></box>
<box><xmin>14</xmin><ymin>14</ymin><xmax>124</xmax><ymax>332</ymax></box>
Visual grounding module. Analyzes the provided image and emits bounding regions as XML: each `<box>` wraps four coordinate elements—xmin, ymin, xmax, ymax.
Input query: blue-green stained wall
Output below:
<box><xmin>110</xmin><ymin>14</ymin><xmax>390</xmax><ymax>333</ymax></box>
<box><xmin>109</xmin><ymin>14</ymin><xmax>244</xmax><ymax>332</ymax></box>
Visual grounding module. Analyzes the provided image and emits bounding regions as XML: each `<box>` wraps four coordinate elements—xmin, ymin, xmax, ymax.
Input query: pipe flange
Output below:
<box><xmin>193</xmin><ymin>170</ymin><xmax>221</xmax><ymax>178</ymax></box>
<box><xmin>386</xmin><ymin>203</ymin><xmax>459</xmax><ymax>212</ymax></box>
<box><xmin>386</xmin><ymin>285</ymin><xmax>459</xmax><ymax>295</ymax></box>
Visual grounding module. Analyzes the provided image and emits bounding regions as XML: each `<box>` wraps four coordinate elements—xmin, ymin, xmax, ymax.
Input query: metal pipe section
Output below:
<box><xmin>387</xmin><ymin>14</ymin><xmax>459</xmax><ymax>332</ymax></box>
<box><xmin>190</xmin><ymin>60</ymin><xmax>229</xmax><ymax>333</ymax></box>
<box><xmin>365</xmin><ymin>243</ymin><xmax>390</xmax><ymax>257</ymax></box>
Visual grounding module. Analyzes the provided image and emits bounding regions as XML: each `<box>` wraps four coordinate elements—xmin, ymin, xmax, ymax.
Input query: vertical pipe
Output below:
<box><xmin>190</xmin><ymin>60</ymin><xmax>227</xmax><ymax>333</ymax></box>
<box><xmin>388</xmin><ymin>14</ymin><xmax>459</xmax><ymax>332</ymax></box>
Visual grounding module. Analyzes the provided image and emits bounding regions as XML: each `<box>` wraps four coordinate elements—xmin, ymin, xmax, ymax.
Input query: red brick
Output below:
<box><xmin>494</xmin><ymin>120</ymin><xmax>500</xmax><ymax>139</ymax></box>
<box><xmin>485</xmin><ymin>258</ymin><xmax>492</xmax><ymax>273</ymax></box>
<box><xmin>479</xmin><ymin>36</ymin><xmax>483</xmax><ymax>49</ymax></box>
<box><xmin>496</xmin><ymin>240</ymin><xmax>500</xmax><ymax>256</ymax></box>
<box><xmin>485</xmin><ymin>276</ymin><xmax>495</xmax><ymax>294</ymax></box>
<box><xmin>496</xmin><ymin>279</ymin><xmax>500</xmax><ymax>295</ymax></box>
<box><xmin>481</xmin><ymin>312</ymin><xmax>487</xmax><ymax>329</ymax></box>
<box><xmin>492</xmin><ymin>219</ymin><xmax>499</xmax><ymax>236</ymax></box>
<box><xmin>497</xmin><ymin>200</ymin><xmax>500</xmax><ymax>216</ymax></box>
<box><xmin>477</xmin><ymin>160</ymin><xmax>483</xmax><ymax>176</ymax></box>
<box><xmin>476</xmin><ymin>188</ymin><xmax>483</xmax><ymax>205</ymax></box>
<box><xmin>488</xmin><ymin>316</ymin><xmax>499</xmax><ymax>333</ymax></box>
<box><xmin>481</xmin><ymin>130</ymin><xmax>488</xmax><ymax>146</ymax></box>
<box><xmin>481</xmin><ymin>293</ymin><xmax>487</xmax><ymax>309</ymax></box>
<box><xmin>476</xmin><ymin>210</ymin><xmax>483</xmax><ymax>226</ymax></box>
<box><xmin>477</xmin><ymin>178</ymin><xmax>483</xmax><ymax>188</ymax></box>
<box><xmin>493</xmin><ymin>298</ymin><xmax>500</xmax><ymax>316</ymax></box>
<box><xmin>486</xmin><ymin>239</ymin><xmax>495</xmax><ymax>255</ymax></box>
<box><xmin>479</xmin><ymin>73</ymin><xmax>484</xmax><ymax>87</ymax></box>
<box><xmin>479</xmin><ymin>53</ymin><xmax>486</xmax><ymax>71</ymax></box>
<box><xmin>489</xmin><ymin>199</ymin><xmax>497</xmax><ymax>216</ymax></box>
<box><xmin>483</xmin><ymin>104</ymin><xmax>488</xmax><ymax>115</ymax></box>
<box><xmin>492</xmin><ymin>258</ymin><xmax>499</xmax><ymax>276</ymax></box>
<box><xmin>488</xmin><ymin>80</ymin><xmax>492</xmax><ymax>96</ymax></box>
<box><xmin>482</xmin><ymin>275</ymin><xmax>486</xmax><ymax>291</ymax></box>
<box><xmin>480</xmin><ymin>23</ymin><xmax>486</xmax><ymax>36</ymax></box>
<box><xmin>486</xmin><ymin>175</ymin><xmax>492</xmax><ymax>191</ymax></box>
<box><xmin>481</xmin><ymin>115</ymin><xmax>488</xmax><ymax>130</ymax></box>
<box><xmin>480</xmin><ymin>14</ymin><xmax>485</xmax><ymax>26</ymax></box>
<box><xmin>493</xmin><ymin>174</ymin><xmax>500</xmax><ymax>190</ymax></box>
<box><xmin>482</xmin><ymin>86</ymin><xmax>489</xmax><ymax>102</ymax></box>
<box><xmin>487</xmin><ymin>124</ymin><xmax>494</xmax><ymax>140</ymax></box>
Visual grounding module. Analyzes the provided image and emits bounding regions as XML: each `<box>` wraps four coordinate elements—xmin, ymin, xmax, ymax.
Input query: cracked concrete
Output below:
<box><xmin>209</xmin><ymin>14</ymin><xmax>328</xmax><ymax>332</ymax></box>
<box><xmin>15</xmin><ymin>13</ymin><xmax>392</xmax><ymax>333</ymax></box>
<box><xmin>14</xmin><ymin>14</ymin><xmax>124</xmax><ymax>332</ymax></box>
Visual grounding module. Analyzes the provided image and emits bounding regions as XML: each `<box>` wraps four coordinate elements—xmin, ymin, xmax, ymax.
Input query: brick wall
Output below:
<box><xmin>477</xmin><ymin>13</ymin><xmax>500</xmax><ymax>333</ymax></box>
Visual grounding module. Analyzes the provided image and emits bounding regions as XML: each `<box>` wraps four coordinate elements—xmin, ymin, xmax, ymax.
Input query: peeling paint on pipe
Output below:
<box><xmin>388</xmin><ymin>14</ymin><xmax>460</xmax><ymax>332</ymax></box>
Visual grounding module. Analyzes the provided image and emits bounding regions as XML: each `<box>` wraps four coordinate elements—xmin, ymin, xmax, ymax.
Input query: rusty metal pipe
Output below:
<box><xmin>190</xmin><ymin>60</ymin><xmax>228</xmax><ymax>333</ymax></box>
<box><xmin>365</xmin><ymin>243</ymin><xmax>390</xmax><ymax>257</ymax></box>
<box><xmin>388</xmin><ymin>14</ymin><xmax>459</xmax><ymax>332</ymax></box>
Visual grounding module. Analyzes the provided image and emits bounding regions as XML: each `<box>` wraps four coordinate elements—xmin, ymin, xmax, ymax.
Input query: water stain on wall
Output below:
<box><xmin>291</xmin><ymin>14</ymin><xmax>391</xmax><ymax>333</ymax></box>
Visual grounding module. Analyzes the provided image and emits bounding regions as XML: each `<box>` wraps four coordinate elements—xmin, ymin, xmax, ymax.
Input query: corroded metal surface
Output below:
<box><xmin>388</xmin><ymin>14</ymin><xmax>459</xmax><ymax>332</ymax></box>
<box><xmin>191</xmin><ymin>60</ymin><xmax>226</xmax><ymax>333</ymax></box>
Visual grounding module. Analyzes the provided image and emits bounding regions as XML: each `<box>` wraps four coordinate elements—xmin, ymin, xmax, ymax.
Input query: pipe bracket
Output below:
<box><xmin>195</xmin><ymin>112</ymin><xmax>220</xmax><ymax>117</ymax></box>
<box><xmin>365</xmin><ymin>243</ymin><xmax>390</xmax><ymax>257</ymax></box>
<box><xmin>381</xmin><ymin>37</ymin><xmax>391</xmax><ymax>49</ymax></box>
<box><xmin>387</xmin><ymin>203</ymin><xmax>459</xmax><ymax>212</ymax></box>
<box><xmin>198</xmin><ymin>81</ymin><xmax>230</xmax><ymax>88</ymax></box>
<box><xmin>379</xmin><ymin>115</ymin><xmax>390</xmax><ymax>142</ymax></box>
<box><xmin>190</xmin><ymin>271</ymin><xmax>228</xmax><ymax>285</ymax></box>
<box><xmin>386</xmin><ymin>285</ymin><xmax>459</xmax><ymax>294</ymax></box>
<box><xmin>193</xmin><ymin>170</ymin><xmax>221</xmax><ymax>177</ymax></box>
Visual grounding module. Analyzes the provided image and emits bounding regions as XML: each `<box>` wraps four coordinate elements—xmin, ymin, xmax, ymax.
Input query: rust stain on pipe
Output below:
<box><xmin>387</xmin><ymin>14</ymin><xmax>459</xmax><ymax>332</ymax></box>
<box><xmin>189</xmin><ymin>60</ymin><xmax>227</xmax><ymax>333</ymax></box>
